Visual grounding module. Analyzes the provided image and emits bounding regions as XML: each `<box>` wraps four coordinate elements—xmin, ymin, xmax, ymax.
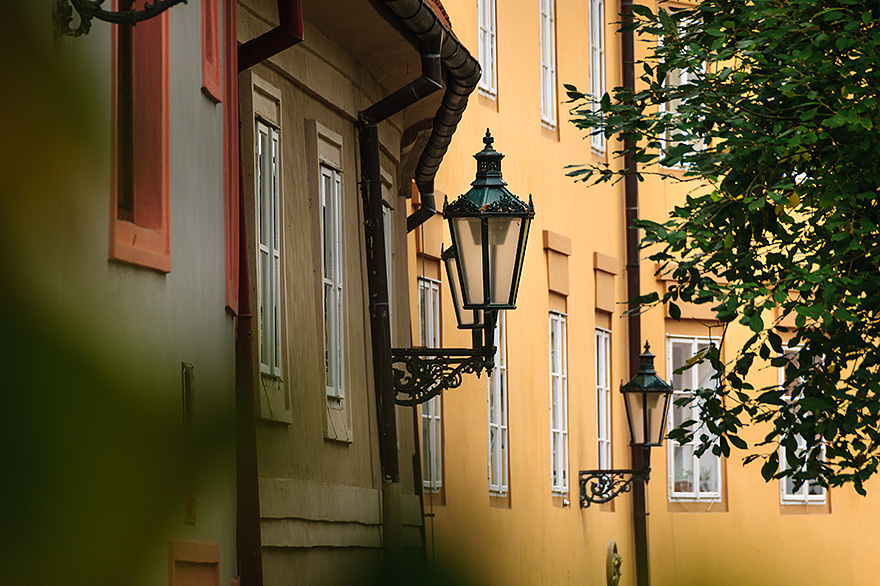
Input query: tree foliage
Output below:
<box><xmin>566</xmin><ymin>0</ymin><xmax>880</xmax><ymax>493</ymax></box>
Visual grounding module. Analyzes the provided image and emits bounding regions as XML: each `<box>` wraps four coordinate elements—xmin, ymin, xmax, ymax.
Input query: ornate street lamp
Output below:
<box><xmin>392</xmin><ymin>130</ymin><xmax>534</xmax><ymax>406</ymax></box>
<box><xmin>579</xmin><ymin>342</ymin><xmax>673</xmax><ymax>507</ymax></box>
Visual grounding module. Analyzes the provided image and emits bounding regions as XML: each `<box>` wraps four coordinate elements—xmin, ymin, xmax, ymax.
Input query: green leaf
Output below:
<box><xmin>668</xmin><ymin>301</ymin><xmax>681</xmax><ymax>320</ymax></box>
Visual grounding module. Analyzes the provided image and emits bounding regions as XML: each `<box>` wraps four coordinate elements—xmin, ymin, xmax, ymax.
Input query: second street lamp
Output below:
<box><xmin>579</xmin><ymin>342</ymin><xmax>673</xmax><ymax>507</ymax></box>
<box><xmin>392</xmin><ymin>130</ymin><xmax>534</xmax><ymax>406</ymax></box>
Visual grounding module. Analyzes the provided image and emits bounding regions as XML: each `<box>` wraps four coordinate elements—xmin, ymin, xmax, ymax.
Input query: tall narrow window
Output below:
<box><xmin>596</xmin><ymin>328</ymin><xmax>611</xmax><ymax>469</ymax></box>
<box><xmin>667</xmin><ymin>336</ymin><xmax>722</xmax><ymax>500</ymax></box>
<box><xmin>540</xmin><ymin>0</ymin><xmax>557</xmax><ymax>127</ymax></box>
<box><xmin>660</xmin><ymin>17</ymin><xmax>703</xmax><ymax>160</ymax></box>
<box><xmin>589</xmin><ymin>0</ymin><xmax>606</xmax><ymax>152</ymax></box>
<box><xmin>478</xmin><ymin>0</ymin><xmax>497</xmax><ymax>97</ymax></box>
<box><xmin>549</xmin><ymin>311</ymin><xmax>568</xmax><ymax>494</ymax></box>
<box><xmin>488</xmin><ymin>312</ymin><xmax>509</xmax><ymax>495</ymax></box>
<box><xmin>419</xmin><ymin>277</ymin><xmax>443</xmax><ymax>492</ymax></box>
<box><xmin>322</xmin><ymin>165</ymin><xmax>344</xmax><ymax>401</ymax></box>
<box><xmin>779</xmin><ymin>348</ymin><xmax>826</xmax><ymax>504</ymax></box>
<box><xmin>257</xmin><ymin>122</ymin><xmax>282</xmax><ymax>378</ymax></box>
<box><xmin>110</xmin><ymin>1</ymin><xmax>170</xmax><ymax>272</ymax></box>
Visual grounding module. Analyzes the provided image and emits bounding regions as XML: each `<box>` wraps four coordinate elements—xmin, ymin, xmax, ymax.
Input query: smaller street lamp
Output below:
<box><xmin>579</xmin><ymin>342</ymin><xmax>673</xmax><ymax>507</ymax></box>
<box><xmin>392</xmin><ymin>130</ymin><xmax>534</xmax><ymax>406</ymax></box>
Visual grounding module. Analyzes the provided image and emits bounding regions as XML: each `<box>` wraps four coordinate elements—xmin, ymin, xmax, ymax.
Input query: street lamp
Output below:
<box><xmin>579</xmin><ymin>341</ymin><xmax>673</xmax><ymax>507</ymax></box>
<box><xmin>392</xmin><ymin>130</ymin><xmax>534</xmax><ymax>406</ymax></box>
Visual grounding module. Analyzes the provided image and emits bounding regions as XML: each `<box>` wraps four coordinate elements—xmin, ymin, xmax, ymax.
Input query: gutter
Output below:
<box><xmin>376</xmin><ymin>1</ymin><xmax>481</xmax><ymax>232</ymax></box>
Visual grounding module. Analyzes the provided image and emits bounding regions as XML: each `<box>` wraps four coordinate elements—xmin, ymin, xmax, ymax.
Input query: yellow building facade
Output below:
<box><xmin>408</xmin><ymin>1</ymin><xmax>880</xmax><ymax>585</ymax></box>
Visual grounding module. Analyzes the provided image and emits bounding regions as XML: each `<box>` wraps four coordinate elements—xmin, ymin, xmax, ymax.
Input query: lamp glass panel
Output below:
<box><xmin>443</xmin><ymin>247</ymin><xmax>482</xmax><ymax>328</ymax></box>
<box><xmin>624</xmin><ymin>391</ymin><xmax>644</xmax><ymax>445</ymax></box>
<box><xmin>488</xmin><ymin>216</ymin><xmax>523</xmax><ymax>306</ymax></box>
<box><xmin>451</xmin><ymin>217</ymin><xmax>485</xmax><ymax>306</ymax></box>
<box><xmin>644</xmin><ymin>390</ymin><xmax>666</xmax><ymax>445</ymax></box>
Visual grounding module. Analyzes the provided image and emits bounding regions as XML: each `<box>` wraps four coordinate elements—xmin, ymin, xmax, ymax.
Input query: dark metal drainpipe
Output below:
<box><xmin>359</xmin><ymin>39</ymin><xmax>443</xmax><ymax>555</ymax></box>
<box><xmin>235</xmin><ymin>170</ymin><xmax>263</xmax><ymax>586</ymax></box>
<box><xmin>234</xmin><ymin>3</ymin><xmax>304</xmax><ymax>584</ymax></box>
<box><xmin>238</xmin><ymin>0</ymin><xmax>304</xmax><ymax>72</ymax></box>
<box><xmin>621</xmin><ymin>1</ymin><xmax>648</xmax><ymax>585</ymax></box>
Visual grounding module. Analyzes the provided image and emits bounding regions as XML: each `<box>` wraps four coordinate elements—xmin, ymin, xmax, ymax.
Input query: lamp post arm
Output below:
<box><xmin>392</xmin><ymin>311</ymin><xmax>496</xmax><ymax>406</ymax></box>
<box><xmin>579</xmin><ymin>463</ymin><xmax>651</xmax><ymax>508</ymax></box>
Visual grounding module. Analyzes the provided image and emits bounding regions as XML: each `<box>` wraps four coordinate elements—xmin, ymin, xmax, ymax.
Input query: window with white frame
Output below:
<box><xmin>540</xmin><ymin>0</ymin><xmax>557</xmax><ymax>127</ymax></box>
<box><xmin>667</xmin><ymin>336</ymin><xmax>722</xmax><ymax>500</ymax></box>
<box><xmin>256</xmin><ymin>121</ymin><xmax>282</xmax><ymax>379</ymax></box>
<box><xmin>596</xmin><ymin>328</ymin><xmax>611</xmax><ymax>469</ymax></box>
<box><xmin>660</xmin><ymin>17</ymin><xmax>703</xmax><ymax>159</ymax></box>
<box><xmin>779</xmin><ymin>348</ymin><xmax>826</xmax><ymax>504</ymax></box>
<box><xmin>589</xmin><ymin>0</ymin><xmax>606</xmax><ymax>153</ymax></box>
<box><xmin>488</xmin><ymin>312</ymin><xmax>509</xmax><ymax>495</ymax></box>
<box><xmin>321</xmin><ymin>165</ymin><xmax>344</xmax><ymax>401</ymax></box>
<box><xmin>419</xmin><ymin>277</ymin><xmax>442</xmax><ymax>492</ymax></box>
<box><xmin>478</xmin><ymin>0</ymin><xmax>497</xmax><ymax>97</ymax></box>
<box><xmin>549</xmin><ymin>311</ymin><xmax>568</xmax><ymax>494</ymax></box>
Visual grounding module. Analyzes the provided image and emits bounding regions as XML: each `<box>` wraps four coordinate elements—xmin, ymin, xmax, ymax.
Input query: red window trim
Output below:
<box><xmin>109</xmin><ymin>2</ymin><xmax>171</xmax><ymax>273</ymax></box>
<box><xmin>168</xmin><ymin>541</ymin><xmax>220</xmax><ymax>586</ymax></box>
<box><xmin>224</xmin><ymin>0</ymin><xmax>240</xmax><ymax>312</ymax></box>
<box><xmin>201</xmin><ymin>0</ymin><xmax>222</xmax><ymax>102</ymax></box>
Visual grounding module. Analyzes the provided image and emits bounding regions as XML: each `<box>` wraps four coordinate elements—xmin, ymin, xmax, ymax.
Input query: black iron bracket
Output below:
<box><xmin>391</xmin><ymin>348</ymin><xmax>493</xmax><ymax>406</ymax></box>
<box><xmin>579</xmin><ymin>467</ymin><xmax>650</xmax><ymax>508</ymax></box>
<box><xmin>54</xmin><ymin>0</ymin><xmax>187</xmax><ymax>38</ymax></box>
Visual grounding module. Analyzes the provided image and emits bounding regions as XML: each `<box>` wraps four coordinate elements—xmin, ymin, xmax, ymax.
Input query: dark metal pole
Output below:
<box><xmin>358</xmin><ymin>39</ymin><xmax>442</xmax><ymax>555</ymax></box>
<box><xmin>236</xmin><ymin>160</ymin><xmax>264</xmax><ymax>586</ymax></box>
<box><xmin>631</xmin><ymin>445</ymin><xmax>650</xmax><ymax>586</ymax></box>
<box><xmin>621</xmin><ymin>0</ymin><xmax>649</xmax><ymax>584</ymax></box>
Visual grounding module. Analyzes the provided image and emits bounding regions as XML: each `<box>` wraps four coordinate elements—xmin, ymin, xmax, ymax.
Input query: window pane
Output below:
<box><xmin>699</xmin><ymin>449</ymin><xmax>719</xmax><ymax>494</ymax></box>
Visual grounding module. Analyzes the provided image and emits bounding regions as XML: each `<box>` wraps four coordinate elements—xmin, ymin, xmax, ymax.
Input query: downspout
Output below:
<box><xmin>235</xmin><ymin>167</ymin><xmax>263</xmax><ymax>586</ymax></box>
<box><xmin>238</xmin><ymin>0</ymin><xmax>304</xmax><ymax>72</ymax></box>
<box><xmin>234</xmin><ymin>3</ymin><xmax>304</xmax><ymax>585</ymax></box>
<box><xmin>621</xmin><ymin>1</ymin><xmax>648</xmax><ymax>586</ymax></box>
<box><xmin>385</xmin><ymin>3</ymin><xmax>481</xmax><ymax>232</ymax></box>
<box><xmin>359</xmin><ymin>37</ymin><xmax>443</xmax><ymax>556</ymax></box>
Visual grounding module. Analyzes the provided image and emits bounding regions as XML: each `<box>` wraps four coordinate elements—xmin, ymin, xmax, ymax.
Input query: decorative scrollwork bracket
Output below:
<box><xmin>579</xmin><ymin>467</ymin><xmax>650</xmax><ymax>508</ymax></box>
<box><xmin>391</xmin><ymin>347</ymin><xmax>494</xmax><ymax>406</ymax></box>
<box><xmin>54</xmin><ymin>0</ymin><xmax>187</xmax><ymax>38</ymax></box>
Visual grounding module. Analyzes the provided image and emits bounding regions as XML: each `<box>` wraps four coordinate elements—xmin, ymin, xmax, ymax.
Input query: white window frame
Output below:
<box><xmin>478</xmin><ymin>0</ymin><xmax>497</xmax><ymax>98</ymax></box>
<box><xmin>256</xmin><ymin>121</ymin><xmax>282</xmax><ymax>379</ymax></box>
<box><xmin>589</xmin><ymin>0</ymin><xmax>606</xmax><ymax>153</ymax></box>
<box><xmin>596</xmin><ymin>328</ymin><xmax>611</xmax><ymax>469</ymax></box>
<box><xmin>667</xmin><ymin>335</ymin><xmax>722</xmax><ymax>501</ymax></box>
<box><xmin>419</xmin><ymin>277</ymin><xmax>443</xmax><ymax>492</ymax></box>
<box><xmin>488</xmin><ymin>312</ymin><xmax>509</xmax><ymax>495</ymax></box>
<box><xmin>659</xmin><ymin>18</ymin><xmax>703</xmax><ymax>162</ymax></box>
<box><xmin>778</xmin><ymin>347</ymin><xmax>827</xmax><ymax>504</ymax></box>
<box><xmin>540</xmin><ymin>0</ymin><xmax>557</xmax><ymax>128</ymax></box>
<box><xmin>321</xmin><ymin>164</ymin><xmax>344</xmax><ymax>401</ymax></box>
<box><xmin>549</xmin><ymin>311</ymin><xmax>569</xmax><ymax>495</ymax></box>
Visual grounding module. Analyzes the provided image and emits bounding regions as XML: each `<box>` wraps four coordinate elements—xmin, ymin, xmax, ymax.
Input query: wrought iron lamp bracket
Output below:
<box><xmin>54</xmin><ymin>0</ymin><xmax>187</xmax><ymax>38</ymax></box>
<box><xmin>391</xmin><ymin>347</ymin><xmax>494</xmax><ymax>406</ymax></box>
<box><xmin>579</xmin><ymin>467</ymin><xmax>650</xmax><ymax>508</ymax></box>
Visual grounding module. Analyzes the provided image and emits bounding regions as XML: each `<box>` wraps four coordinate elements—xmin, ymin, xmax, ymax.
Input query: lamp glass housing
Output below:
<box><xmin>623</xmin><ymin>388</ymin><xmax>669</xmax><ymax>447</ymax></box>
<box><xmin>620</xmin><ymin>343</ymin><xmax>673</xmax><ymax>447</ymax></box>
<box><xmin>444</xmin><ymin>130</ymin><xmax>534</xmax><ymax>312</ymax></box>
<box><xmin>442</xmin><ymin>245</ymin><xmax>482</xmax><ymax>329</ymax></box>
